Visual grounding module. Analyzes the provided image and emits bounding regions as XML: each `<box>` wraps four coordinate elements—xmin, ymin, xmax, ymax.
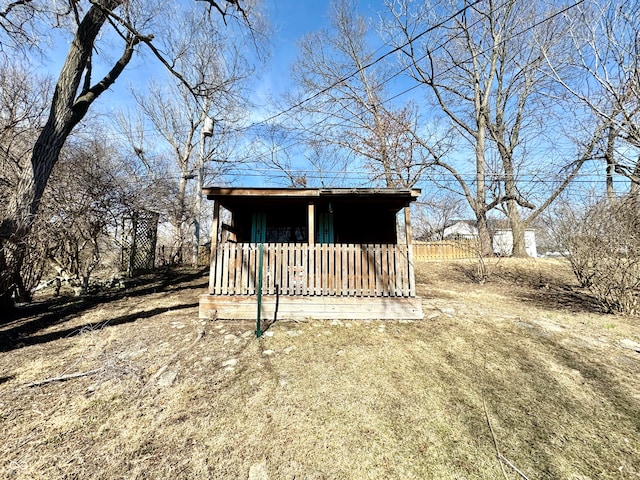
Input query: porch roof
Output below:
<box><xmin>202</xmin><ymin>187</ymin><xmax>421</xmax><ymax>212</ymax></box>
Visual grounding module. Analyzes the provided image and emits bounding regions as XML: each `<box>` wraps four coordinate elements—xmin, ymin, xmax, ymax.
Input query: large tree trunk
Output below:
<box><xmin>475</xmin><ymin>210</ymin><xmax>493</xmax><ymax>257</ymax></box>
<box><xmin>506</xmin><ymin>199</ymin><xmax>527</xmax><ymax>257</ymax></box>
<box><xmin>0</xmin><ymin>0</ymin><xmax>127</xmax><ymax>310</ymax></box>
<box><xmin>502</xmin><ymin>153</ymin><xmax>528</xmax><ymax>257</ymax></box>
<box><xmin>475</xmin><ymin>113</ymin><xmax>494</xmax><ymax>257</ymax></box>
<box><xmin>172</xmin><ymin>174</ymin><xmax>189</xmax><ymax>263</ymax></box>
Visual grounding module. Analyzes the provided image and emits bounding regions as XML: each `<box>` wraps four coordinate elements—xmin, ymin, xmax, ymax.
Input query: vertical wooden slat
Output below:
<box><xmin>378</xmin><ymin>244</ymin><xmax>385</xmax><ymax>296</ymax></box>
<box><xmin>296</xmin><ymin>243</ymin><xmax>303</xmax><ymax>294</ymax></box>
<box><xmin>397</xmin><ymin>245</ymin><xmax>403</xmax><ymax>296</ymax></box>
<box><xmin>216</xmin><ymin>243</ymin><xmax>229</xmax><ymax>295</ymax></box>
<box><xmin>327</xmin><ymin>243</ymin><xmax>333</xmax><ymax>295</ymax></box>
<box><xmin>307</xmin><ymin>244</ymin><xmax>313</xmax><ymax>294</ymax></box>
<box><xmin>322</xmin><ymin>244</ymin><xmax>335</xmax><ymax>295</ymax></box>
<box><xmin>302</xmin><ymin>244</ymin><xmax>309</xmax><ymax>295</ymax></box>
<box><xmin>371</xmin><ymin>244</ymin><xmax>377</xmax><ymax>296</ymax></box>
<box><xmin>250</xmin><ymin>244</ymin><xmax>257</xmax><ymax>295</ymax></box>
<box><xmin>390</xmin><ymin>245</ymin><xmax>396</xmax><ymax>296</ymax></box>
<box><xmin>348</xmin><ymin>244</ymin><xmax>353</xmax><ymax>295</ymax></box>
<box><xmin>208</xmin><ymin>201</ymin><xmax>220</xmax><ymax>294</ymax></box>
<box><xmin>265</xmin><ymin>243</ymin><xmax>273</xmax><ymax>295</ymax></box>
<box><xmin>388</xmin><ymin>244</ymin><xmax>394</xmax><ymax>296</ymax></box>
<box><xmin>211</xmin><ymin>245</ymin><xmax>218</xmax><ymax>295</ymax></box>
<box><xmin>293</xmin><ymin>243</ymin><xmax>299</xmax><ymax>295</ymax></box>
<box><xmin>337</xmin><ymin>244</ymin><xmax>343</xmax><ymax>295</ymax></box>
<box><xmin>362</xmin><ymin>245</ymin><xmax>370</xmax><ymax>296</ymax></box>
<box><xmin>284</xmin><ymin>244</ymin><xmax>290</xmax><ymax>296</ymax></box>
<box><xmin>356</xmin><ymin>244</ymin><xmax>363</xmax><ymax>296</ymax></box>
<box><xmin>245</xmin><ymin>243</ymin><xmax>252</xmax><ymax>295</ymax></box>
<box><xmin>238</xmin><ymin>244</ymin><xmax>246</xmax><ymax>294</ymax></box>
<box><xmin>275</xmin><ymin>243</ymin><xmax>282</xmax><ymax>296</ymax></box>
<box><xmin>313</xmin><ymin>244</ymin><xmax>326</xmax><ymax>295</ymax></box>
<box><xmin>344</xmin><ymin>244</ymin><xmax>349</xmax><ymax>295</ymax></box>
<box><xmin>355</xmin><ymin>244</ymin><xmax>362</xmax><ymax>296</ymax></box>
<box><xmin>229</xmin><ymin>244</ymin><xmax>242</xmax><ymax>295</ymax></box>
<box><xmin>289</xmin><ymin>243</ymin><xmax>299</xmax><ymax>295</ymax></box>
<box><xmin>374</xmin><ymin>244</ymin><xmax>380</xmax><ymax>296</ymax></box>
<box><xmin>240</xmin><ymin>243</ymin><xmax>253</xmax><ymax>295</ymax></box>
<box><xmin>221</xmin><ymin>244</ymin><xmax>228</xmax><ymax>295</ymax></box>
<box><xmin>292</xmin><ymin>244</ymin><xmax>299</xmax><ymax>296</ymax></box>
<box><xmin>297</xmin><ymin>244</ymin><xmax>304</xmax><ymax>295</ymax></box>
<box><xmin>395</xmin><ymin>245</ymin><xmax>403</xmax><ymax>296</ymax></box>
<box><xmin>279</xmin><ymin>244</ymin><xmax>287</xmax><ymax>294</ymax></box>
<box><xmin>362</xmin><ymin>245</ymin><xmax>375</xmax><ymax>296</ymax></box>
<box><xmin>282</xmin><ymin>242</ymin><xmax>288</xmax><ymax>294</ymax></box>
<box><xmin>381</xmin><ymin>244</ymin><xmax>389</xmax><ymax>296</ymax></box>
<box><xmin>226</xmin><ymin>243</ymin><xmax>233</xmax><ymax>295</ymax></box>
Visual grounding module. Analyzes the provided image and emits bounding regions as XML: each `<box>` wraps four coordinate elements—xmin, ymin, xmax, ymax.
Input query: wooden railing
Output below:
<box><xmin>209</xmin><ymin>243</ymin><xmax>415</xmax><ymax>297</ymax></box>
<box><xmin>413</xmin><ymin>240</ymin><xmax>477</xmax><ymax>261</ymax></box>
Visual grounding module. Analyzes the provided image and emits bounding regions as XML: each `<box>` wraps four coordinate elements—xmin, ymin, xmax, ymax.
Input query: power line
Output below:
<box><xmin>255</xmin><ymin>0</ymin><xmax>485</xmax><ymax>126</ymax></box>
<box><xmin>217</xmin><ymin>0</ymin><xmax>588</xmax><ymax>169</ymax></box>
<box><xmin>98</xmin><ymin>0</ymin><xmax>609</xmax><ymax>194</ymax></box>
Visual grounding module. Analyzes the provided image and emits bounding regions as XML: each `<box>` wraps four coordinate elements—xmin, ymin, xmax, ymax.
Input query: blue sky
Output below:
<box><xmin>28</xmin><ymin>0</ymin><xmax>621</xmax><ymax>214</ymax></box>
<box><xmin>39</xmin><ymin>1</ymin><xmax>384</xmax><ymax>114</ymax></box>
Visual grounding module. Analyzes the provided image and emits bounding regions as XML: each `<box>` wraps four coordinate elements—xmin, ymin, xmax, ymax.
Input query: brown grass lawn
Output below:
<box><xmin>0</xmin><ymin>259</ymin><xmax>638</xmax><ymax>479</ymax></box>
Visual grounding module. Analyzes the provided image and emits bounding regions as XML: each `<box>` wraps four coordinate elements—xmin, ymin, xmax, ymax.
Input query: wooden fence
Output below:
<box><xmin>209</xmin><ymin>243</ymin><xmax>415</xmax><ymax>297</ymax></box>
<box><xmin>413</xmin><ymin>240</ymin><xmax>477</xmax><ymax>261</ymax></box>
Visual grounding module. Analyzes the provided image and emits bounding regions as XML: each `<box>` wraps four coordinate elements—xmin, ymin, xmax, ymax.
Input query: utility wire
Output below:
<box><xmin>220</xmin><ymin>0</ymin><xmax>589</xmax><ymax>171</ymax></box>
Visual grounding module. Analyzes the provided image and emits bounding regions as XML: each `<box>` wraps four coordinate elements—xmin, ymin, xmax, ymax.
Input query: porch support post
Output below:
<box><xmin>404</xmin><ymin>205</ymin><xmax>416</xmax><ymax>296</ymax></box>
<box><xmin>208</xmin><ymin>200</ymin><xmax>220</xmax><ymax>294</ymax></box>
<box><xmin>308</xmin><ymin>202</ymin><xmax>315</xmax><ymax>245</ymax></box>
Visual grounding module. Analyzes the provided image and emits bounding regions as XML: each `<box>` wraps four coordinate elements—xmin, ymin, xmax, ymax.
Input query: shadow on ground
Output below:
<box><xmin>0</xmin><ymin>268</ymin><xmax>207</xmax><ymax>352</ymax></box>
<box><xmin>450</xmin><ymin>262</ymin><xmax>603</xmax><ymax>315</ymax></box>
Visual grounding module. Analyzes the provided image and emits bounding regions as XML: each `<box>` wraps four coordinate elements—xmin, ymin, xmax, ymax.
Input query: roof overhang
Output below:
<box><xmin>203</xmin><ymin>187</ymin><xmax>421</xmax><ymax>212</ymax></box>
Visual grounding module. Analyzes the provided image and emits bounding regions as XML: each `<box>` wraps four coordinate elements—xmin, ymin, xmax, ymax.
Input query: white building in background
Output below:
<box><xmin>492</xmin><ymin>229</ymin><xmax>538</xmax><ymax>258</ymax></box>
<box><xmin>442</xmin><ymin>220</ymin><xmax>478</xmax><ymax>240</ymax></box>
<box><xmin>442</xmin><ymin>220</ymin><xmax>538</xmax><ymax>257</ymax></box>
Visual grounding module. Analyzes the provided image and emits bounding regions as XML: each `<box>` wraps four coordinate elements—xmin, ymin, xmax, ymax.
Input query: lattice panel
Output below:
<box><xmin>121</xmin><ymin>210</ymin><xmax>159</xmax><ymax>276</ymax></box>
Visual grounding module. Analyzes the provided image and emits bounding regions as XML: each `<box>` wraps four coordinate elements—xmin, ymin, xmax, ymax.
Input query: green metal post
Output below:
<box><xmin>256</xmin><ymin>243</ymin><xmax>264</xmax><ymax>338</ymax></box>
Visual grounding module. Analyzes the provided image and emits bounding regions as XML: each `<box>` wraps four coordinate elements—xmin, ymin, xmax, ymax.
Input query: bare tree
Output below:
<box><xmin>39</xmin><ymin>137</ymin><xmax>132</xmax><ymax>293</ymax></box>
<box><xmin>386</xmin><ymin>0</ymin><xmax>592</xmax><ymax>256</ymax></box>
<box><xmin>414</xmin><ymin>192</ymin><xmax>465</xmax><ymax>240</ymax></box>
<box><xmin>0</xmin><ymin>58</ymin><xmax>51</xmax><ymax>207</ymax></box>
<box><xmin>552</xmin><ymin>0</ymin><xmax>640</xmax><ymax>199</ymax></box>
<box><xmin>290</xmin><ymin>0</ymin><xmax>442</xmax><ymax>188</ymax></box>
<box><xmin>386</xmin><ymin>0</ymin><xmax>500</xmax><ymax>254</ymax></box>
<box><xmin>0</xmin><ymin>0</ymin><xmax>253</xmax><ymax>307</ymax></box>
<box><xmin>555</xmin><ymin>195</ymin><xmax>640</xmax><ymax>315</ymax></box>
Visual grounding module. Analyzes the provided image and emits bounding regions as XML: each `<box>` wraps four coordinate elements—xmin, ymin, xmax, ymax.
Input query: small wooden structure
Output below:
<box><xmin>199</xmin><ymin>187</ymin><xmax>424</xmax><ymax>321</ymax></box>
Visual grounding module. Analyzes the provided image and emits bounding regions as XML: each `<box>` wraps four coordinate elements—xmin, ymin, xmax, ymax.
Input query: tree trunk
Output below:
<box><xmin>475</xmin><ymin>211</ymin><xmax>493</xmax><ymax>257</ymax></box>
<box><xmin>172</xmin><ymin>173</ymin><xmax>189</xmax><ymax>262</ymax></box>
<box><xmin>0</xmin><ymin>0</ymin><xmax>125</xmax><ymax>310</ymax></box>
<box><xmin>506</xmin><ymin>198</ymin><xmax>527</xmax><ymax>257</ymax></box>
<box><xmin>475</xmin><ymin>112</ymin><xmax>494</xmax><ymax>256</ymax></box>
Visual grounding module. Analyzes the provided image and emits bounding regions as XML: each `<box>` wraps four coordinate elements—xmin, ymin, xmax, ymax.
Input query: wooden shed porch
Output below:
<box><xmin>199</xmin><ymin>188</ymin><xmax>424</xmax><ymax>321</ymax></box>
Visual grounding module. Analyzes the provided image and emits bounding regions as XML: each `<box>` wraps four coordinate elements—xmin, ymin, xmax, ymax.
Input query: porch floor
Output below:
<box><xmin>199</xmin><ymin>294</ymin><xmax>424</xmax><ymax>321</ymax></box>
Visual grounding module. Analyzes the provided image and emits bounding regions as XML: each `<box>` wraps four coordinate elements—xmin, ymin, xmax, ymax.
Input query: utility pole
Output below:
<box><xmin>193</xmin><ymin>114</ymin><xmax>213</xmax><ymax>267</ymax></box>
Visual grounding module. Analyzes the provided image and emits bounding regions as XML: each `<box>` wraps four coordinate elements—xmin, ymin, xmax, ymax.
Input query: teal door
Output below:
<box><xmin>316</xmin><ymin>212</ymin><xmax>334</xmax><ymax>244</ymax></box>
<box><xmin>251</xmin><ymin>212</ymin><xmax>267</xmax><ymax>243</ymax></box>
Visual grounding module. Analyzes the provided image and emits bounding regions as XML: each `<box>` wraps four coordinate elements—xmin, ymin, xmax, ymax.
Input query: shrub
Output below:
<box><xmin>557</xmin><ymin>196</ymin><xmax>640</xmax><ymax>315</ymax></box>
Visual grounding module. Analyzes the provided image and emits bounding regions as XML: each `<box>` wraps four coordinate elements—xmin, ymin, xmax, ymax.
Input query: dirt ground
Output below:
<box><xmin>0</xmin><ymin>259</ymin><xmax>638</xmax><ymax>479</ymax></box>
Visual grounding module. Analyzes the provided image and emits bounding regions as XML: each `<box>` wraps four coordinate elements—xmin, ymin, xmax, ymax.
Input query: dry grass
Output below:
<box><xmin>0</xmin><ymin>259</ymin><xmax>638</xmax><ymax>479</ymax></box>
